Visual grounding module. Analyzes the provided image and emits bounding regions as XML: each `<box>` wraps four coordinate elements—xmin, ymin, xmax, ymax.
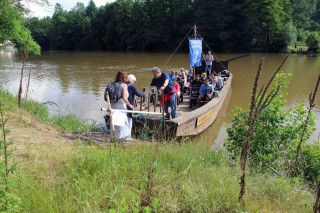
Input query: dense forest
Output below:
<box><xmin>4</xmin><ymin>0</ymin><xmax>320</xmax><ymax>53</ymax></box>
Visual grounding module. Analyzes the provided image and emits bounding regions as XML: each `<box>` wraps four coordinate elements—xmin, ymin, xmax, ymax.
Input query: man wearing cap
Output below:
<box><xmin>145</xmin><ymin>67</ymin><xmax>177</xmax><ymax>119</ymax></box>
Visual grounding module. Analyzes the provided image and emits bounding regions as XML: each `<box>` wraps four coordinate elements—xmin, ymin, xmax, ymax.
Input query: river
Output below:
<box><xmin>0</xmin><ymin>49</ymin><xmax>319</xmax><ymax>145</ymax></box>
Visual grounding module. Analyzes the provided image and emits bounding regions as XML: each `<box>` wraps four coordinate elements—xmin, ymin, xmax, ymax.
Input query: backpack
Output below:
<box><xmin>104</xmin><ymin>81</ymin><xmax>122</xmax><ymax>103</ymax></box>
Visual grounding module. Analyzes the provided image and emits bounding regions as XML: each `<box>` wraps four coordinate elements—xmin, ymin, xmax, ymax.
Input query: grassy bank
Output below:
<box><xmin>14</xmin><ymin>144</ymin><xmax>313</xmax><ymax>212</ymax></box>
<box><xmin>0</xmin><ymin>87</ymin><xmax>315</xmax><ymax>212</ymax></box>
<box><xmin>0</xmin><ymin>87</ymin><xmax>97</xmax><ymax>132</ymax></box>
<box><xmin>288</xmin><ymin>44</ymin><xmax>310</xmax><ymax>53</ymax></box>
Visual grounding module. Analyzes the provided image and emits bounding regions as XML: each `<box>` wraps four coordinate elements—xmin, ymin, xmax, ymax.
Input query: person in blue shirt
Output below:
<box><xmin>126</xmin><ymin>74</ymin><xmax>145</xmax><ymax>141</ymax></box>
<box><xmin>145</xmin><ymin>67</ymin><xmax>177</xmax><ymax>119</ymax></box>
<box><xmin>205</xmin><ymin>84</ymin><xmax>214</xmax><ymax>100</ymax></box>
<box><xmin>169</xmin><ymin>70</ymin><xmax>176</xmax><ymax>83</ymax></box>
<box><xmin>198</xmin><ymin>78</ymin><xmax>214</xmax><ymax>106</ymax></box>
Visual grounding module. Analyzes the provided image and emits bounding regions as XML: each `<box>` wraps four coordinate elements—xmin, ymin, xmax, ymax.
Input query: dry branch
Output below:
<box><xmin>238</xmin><ymin>55</ymin><xmax>291</xmax><ymax>204</ymax></box>
<box><xmin>293</xmin><ymin>74</ymin><xmax>320</xmax><ymax>178</ymax></box>
<box><xmin>31</xmin><ymin>101</ymin><xmax>58</xmax><ymax>112</ymax></box>
<box><xmin>238</xmin><ymin>59</ymin><xmax>263</xmax><ymax>203</ymax></box>
<box><xmin>18</xmin><ymin>32</ymin><xmax>29</xmax><ymax>108</ymax></box>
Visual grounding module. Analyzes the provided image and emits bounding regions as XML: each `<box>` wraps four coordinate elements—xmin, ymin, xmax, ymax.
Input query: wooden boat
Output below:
<box><xmin>131</xmin><ymin>66</ymin><xmax>233</xmax><ymax>139</ymax></box>
<box><xmin>131</xmin><ymin>26</ymin><xmax>250</xmax><ymax>139</ymax></box>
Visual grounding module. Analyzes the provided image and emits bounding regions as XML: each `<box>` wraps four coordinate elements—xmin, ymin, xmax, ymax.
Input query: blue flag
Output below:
<box><xmin>189</xmin><ymin>39</ymin><xmax>202</xmax><ymax>67</ymax></box>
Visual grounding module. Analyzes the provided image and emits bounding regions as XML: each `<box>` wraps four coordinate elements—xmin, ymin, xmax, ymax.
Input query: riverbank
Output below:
<box><xmin>0</xmin><ymin>88</ymin><xmax>314</xmax><ymax>212</ymax></box>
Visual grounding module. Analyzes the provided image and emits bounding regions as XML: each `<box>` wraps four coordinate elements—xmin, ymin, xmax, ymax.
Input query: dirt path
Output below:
<box><xmin>4</xmin><ymin>108</ymin><xmax>148</xmax><ymax>164</ymax></box>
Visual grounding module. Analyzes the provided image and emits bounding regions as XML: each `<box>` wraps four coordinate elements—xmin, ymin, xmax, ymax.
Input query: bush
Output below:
<box><xmin>225</xmin><ymin>73</ymin><xmax>316</xmax><ymax>179</ymax></box>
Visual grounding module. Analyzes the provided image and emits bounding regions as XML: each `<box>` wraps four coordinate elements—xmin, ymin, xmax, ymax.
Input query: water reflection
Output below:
<box><xmin>0</xmin><ymin>50</ymin><xmax>319</xmax><ymax>144</ymax></box>
<box><xmin>0</xmin><ymin>48</ymin><xmax>17</xmax><ymax>63</ymax></box>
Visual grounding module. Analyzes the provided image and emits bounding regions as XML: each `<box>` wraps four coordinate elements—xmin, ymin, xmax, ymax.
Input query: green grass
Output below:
<box><xmin>13</xmin><ymin>143</ymin><xmax>313</xmax><ymax>212</ymax></box>
<box><xmin>0</xmin><ymin>86</ymin><xmax>315</xmax><ymax>212</ymax></box>
<box><xmin>288</xmin><ymin>44</ymin><xmax>309</xmax><ymax>53</ymax></box>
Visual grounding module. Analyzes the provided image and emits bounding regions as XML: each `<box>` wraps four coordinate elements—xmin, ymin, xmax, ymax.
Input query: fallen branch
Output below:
<box><xmin>31</xmin><ymin>101</ymin><xmax>58</xmax><ymax>112</ymax></box>
<box><xmin>262</xmin><ymin>163</ymin><xmax>285</xmax><ymax>178</ymax></box>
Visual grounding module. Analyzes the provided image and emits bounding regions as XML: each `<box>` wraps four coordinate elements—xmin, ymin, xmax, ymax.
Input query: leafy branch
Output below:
<box><xmin>0</xmin><ymin>101</ymin><xmax>19</xmax><ymax>211</ymax></box>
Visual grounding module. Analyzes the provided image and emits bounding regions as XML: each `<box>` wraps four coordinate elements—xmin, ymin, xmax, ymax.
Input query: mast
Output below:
<box><xmin>193</xmin><ymin>25</ymin><xmax>197</xmax><ymax>80</ymax></box>
<box><xmin>193</xmin><ymin>24</ymin><xmax>197</xmax><ymax>39</ymax></box>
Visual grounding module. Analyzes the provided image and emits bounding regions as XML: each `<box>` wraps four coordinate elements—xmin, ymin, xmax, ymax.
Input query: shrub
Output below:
<box><xmin>225</xmin><ymin>73</ymin><xmax>316</xmax><ymax>179</ymax></box>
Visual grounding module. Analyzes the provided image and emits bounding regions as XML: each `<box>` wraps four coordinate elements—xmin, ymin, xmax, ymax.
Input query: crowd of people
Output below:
<box><xmin>108</xmin><ymin>64</ymin><xmax>226</xmax><ymax>141</ymax></box>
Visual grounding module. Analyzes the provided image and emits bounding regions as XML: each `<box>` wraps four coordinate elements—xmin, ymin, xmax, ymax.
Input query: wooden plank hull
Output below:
<box><xmin>132</xmin><ymin>73</ymin><xmax>232</xmax><ymax>138</ymax></box>
<box><xmin>174</xmin><ymin>74</ymin><xmax>232</xmax><ymax>136</ymax></box>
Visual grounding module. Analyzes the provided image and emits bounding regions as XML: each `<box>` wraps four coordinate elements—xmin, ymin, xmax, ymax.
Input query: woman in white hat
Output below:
<box><xmin>125</xmin><ymin>74</ymin><xmax>145</xmax><ymax>141</ymax></box>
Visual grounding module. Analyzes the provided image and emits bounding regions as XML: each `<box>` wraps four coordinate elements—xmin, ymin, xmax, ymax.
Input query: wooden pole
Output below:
<box><xmin>140</xmin><ymin>97</ymin><xmax>143</xmax><ymax>111</ymax></box>
<box><xmin>193</xmin><ymin>25</ymin><xmax>197</xmax><ymax>81</ymax></box>
<box><xmin>159</xmin><ymin>91</ymin><xmax>162</xmax><ymax>113</ymax></box>
<box><xmin>106</xmin><ymin>91</ymin><xmax>117</xmax><ymax>148</ymax></box>
<box><xmin>162</xmin><ymin>91</ymin><xmax>166</xmax><ymax>136</ymax></box>
<box><xmin>193</xmin><ymin>66</ymin><xmax>195</xmax><ymax>81</ymax></box>
<box><xmin>154</xmin><ymin>91</ymin><xmax>157</xmax><ymax>112</ymax></box>
<box><xmin>147</xmin><ymin>92</ymin><xmax>151</xmax><ymax>112</ymax></box>
<box><xmin>224</xmin><ymin>53</ymin><xmax>252</xmax><ymax>63</ymax></box>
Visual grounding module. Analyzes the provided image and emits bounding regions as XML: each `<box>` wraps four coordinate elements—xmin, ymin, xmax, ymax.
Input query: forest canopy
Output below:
<box><xmin>3</xmin><ymin>0</ymin><xmax>320</xmax><ymax>53</ymax></box>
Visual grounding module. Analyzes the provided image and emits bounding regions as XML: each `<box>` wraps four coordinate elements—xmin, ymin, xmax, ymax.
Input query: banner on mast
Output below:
<box><xmin>189</xmin><ymin>39</ymin><xmax>202</xmax><ymax>67</ymax></box>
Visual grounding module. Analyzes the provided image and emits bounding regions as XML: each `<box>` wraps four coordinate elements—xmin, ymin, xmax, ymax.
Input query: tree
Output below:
<box><xmin>218</xmin><ymin>0</ymin><xmax>252</xmax><ymax>52</ymax></box>
<box><xmin>0</xmin><ymin>0</ymin><xmax>48</xmax><ymax>55</ymax></box>
<box><xmin>86</xmin><ymin>0</ymin><xmax>97</xmax><ymax>18</ymax></box>
<box><xmin>50</xmin><ymin>3</ymin><xmax>71</xmax><ymax>50</ymax></box>
<box><xmin>305</xmin><ymin>32</ymin><xmax>320</xmax><ymax>51</ymax></box>
<box><xmin>246</xmin><ymin>0</ymin><xmax>291</xmax><ymax>52</ymax></box>
<box><xmin>25</xmin><ymin>17</ymin><xmax>52</xmax><ymax>50</ymax></box>
<box><xmin>103</xmin><ymin>0</ymin><xmax>134</xmax><ymax>50</ymax></box>
<box><xmin>290</xmin><ymin>0</ymin><xmax>317</xmax><ymax>29</ymax></box>
<box><xmin>310</xmin><ymin>0</ymin><xmax>320</xmax><ymax>30</ymax></box>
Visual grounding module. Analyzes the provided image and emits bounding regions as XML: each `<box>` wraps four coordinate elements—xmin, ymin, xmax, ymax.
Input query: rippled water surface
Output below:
<box><xmin>1</xmin><ymin>49</ymin><xmax>319</xmax><ymax>144</ymax></box>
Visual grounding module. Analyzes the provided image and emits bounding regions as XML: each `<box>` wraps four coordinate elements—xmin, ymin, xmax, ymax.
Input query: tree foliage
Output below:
<box><xmin>0</xmin><ymin>0</ymin><xmax>48</xmax><ymax>55</ymax></box>
<box><xmin>17</xmin><ymin>0</ymin><xmax>320</xmax><ymax>52</ymax></box>
<box><xmin>305</xmin><ymin>31</ymin><xmax>320</xmax><ymax>50</ymax></box>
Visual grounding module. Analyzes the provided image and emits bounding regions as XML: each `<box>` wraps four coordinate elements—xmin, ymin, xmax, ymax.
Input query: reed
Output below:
<box><xmin>238</xmin><ymin>54</ymin><xmax>290</xmax><ymax>204</ymax></box>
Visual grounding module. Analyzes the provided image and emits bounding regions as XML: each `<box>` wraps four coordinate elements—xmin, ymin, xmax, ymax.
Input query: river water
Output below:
<box><xmin>0</xmin><ymin>49</ymin><xmax>319</xmax><ymax>145</ymax></box>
